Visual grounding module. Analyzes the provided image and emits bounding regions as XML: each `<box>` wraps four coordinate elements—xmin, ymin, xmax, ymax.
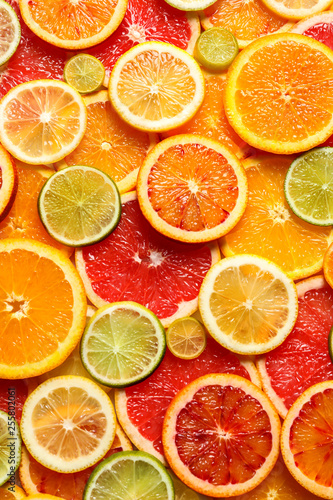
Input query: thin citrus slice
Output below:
<box><xmin>224</xmin><ymin>33</ymin><xmax>333</xmax><ymax>154</ymax></box>
<box><xmin>38</xmin><ymin>166</ymin><xmax>121</xmax><ymax>247</ymax></box>
<box><xmin>0</xmin><ymin>379</ymin><xmax>37</xmax><ymax>424</ymax></box>
<box><xmin>262</xmin><ymin>0</ymin><xmax>332</xmax><ymax>19</ymax></box>
<box><xmin>162</xmin><ymin>72</ymin><xmax>250</xmax><ymax>159</ymax></box>
<box><xmin>281</xmin><ymin>381</ymin><xmax>333</xmax><ymax>498</ymax></box>
<box><xmin>19</xmin><ymin>425</ymin><xmax>132</xmax><ymax>500</ymax></box>
<box><xmin>81</xmin><ymin>301</ymin><xmax>166</xmax><ymax>387</ymax></box>
<box><xmin>324</xmin><ymin>241</ymin><xmax>333</xmax><ymax>289</ymax></box>
<box><xmin>166</xmin><ymin>317</ymin><xmax>206</xmax><ymax>360</ymax></box>
<box><xmin>200</xmin><ymin>0</ymin><xmax>293</xmax><ymax>49</ymax></box>
<box><xmin>0</xmin><ymin>144</ymin><xmax>17</xmax><ymax>222</ymax></box>
<box><xmin>115</xmin><ymin>335</ymin><xmax>261</xmax><ymax>463</ymax></box>
<box><xmin>199</xmin><ymin>254</ymin><xmax>298</xmax><ymax>355</ymax></box>
<box><xmin>19</xmin><ymin>0</ymin><xmax>128</xmax><ymax>50</ymax></box>
<box><xmin>163</xmin><ymin>374</ymin><xmax>280</xmax><ymax>497</ymax></box>
<box><xmin>0</xmin><ymin>162</ymin><xmax>71</xmax><ymax>256</ymax></box>
<box><xmin>164</xmin><ymin>0</ymin><xmax>216</xmax><ymax>10</ymax></box>
<box><xmin>220</xmin><ymin>154</ymin><xmax>333</xmax><ymax>280</ymax></box>
<box><xmin>257</xmin><ymin>275</ymin><xmax>333</xmax><ymax>418</ymax></box>
<box><xmin>84</xmin><ymin>450</ymin><xmax>174</xmax><ymax>500</ymax></box>
<box><xmin>64</xmin><ymin>55</ymin><xmax>105</xmax><ymax>94</ymax></box>
<box><xmin>76</xmin><ymin>191</ymin><xmax>220</xmax><ymax>327</ymax></box>
<box><xmin>57</xmin><ymin>91</ymin><xmax>157</xmax><ymax>194</ymax></box>
<box><xmin>0</xmin><ymin>484</ymin><xmax>26</xmax><ymax>500</ymax></box>
<box><xmin>291</xmin><ymin>11</ymin><xmax>333</xmax><ymax>47</ymax></box>
<box><xmin>194</xmin><ymin>28</ymin><xmax>238</xmax><ymax>71</ymax></box>
<box><xmin>285</xmin><ymin>147</ymin><xmax>333</xmax><ymax>226</ymax></box>
<box><xmin>171</xmin><ymin>475</ymin><xmax>200</xmax><ymax>500</ymax></box>
<box><xmin>0</xmin><ymin>0</ymin><xmax>20</xmax><ymax>66</ymax></box>
<box><xmin>0</xmin><ymin>239</ymin><xmax>86</xmax><ymax>379</ymax></box>
<box><xmin>109</xmin><ymin>42</ymin><xmax>205</xmax><ymax>132</ymax></box>
<box><xmin>0</xmin><ymin>410</ymin><xmax>21</xmax><ymax>487</ymax></box>
<box><xmin>0</xmin><ymin>80</ymin><xmax>87</xmax><ymax>165</ymax></box>
<box><xmin>137</xmin><ymin>135</ymin><xmax>248</xmax><ymax>243</ymax></box>
<box><xmin>20</xmin><ymin>376</ymin><xmax>117</xmax><ymax>474</ymax></box>
<box><xmin>25</xmin><ymin>496</ymin><xmax>64</xmax><ymax>500</ymax></box>
<box><xmin>87</xmin><ymin>0</ymin><xmax>200</xmax><ymax>87</ymax></box>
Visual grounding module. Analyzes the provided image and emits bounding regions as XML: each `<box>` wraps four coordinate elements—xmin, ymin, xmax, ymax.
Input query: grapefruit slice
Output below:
<box><xmin>291</xmin><ymin>11</ymin><xmax>333</xmax><ymax>48</ymax></box>
<box><xmin>281</xmin><ymin>381</ymin><xmax>333</xmax><ymax>498</ymax></box>
<box><xmin>0</xmin><ymin>378</ymin><xmax>37</xmax><ymax>424</ymax></box>
<box><xmin>76</xmin><ymin>192</ymin><xmax>220</xmax><ymax>327</ymax></box>
<box><xmin>162</xmin><ymin>374</ymin><xmax>280</xmax><ymax>497</ymax></box>
<box><xmin>87</xmin><ymin>0</ymin><xmax>200</xmax><ymax>86</ymax></box>
<box><xmin>257</xmin><ymin>275</ymin><xmax>333</xmax><ymax>418</ymax></box>
<box><xmin>115</xmin><ymin>334</ymin><xmax>261</xmax><ymax>464</ymax></box>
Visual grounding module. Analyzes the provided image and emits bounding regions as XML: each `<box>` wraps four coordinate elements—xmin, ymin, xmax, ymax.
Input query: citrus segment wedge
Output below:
<box><xmin>64</xmin><ymin>55</ymin><xmax>105</xmax><ymax>94</ymax></box>
<box><xmin>137</xmin><ymin>135</ymin><xmax>248</xmax><ymax>243</ymax></box>
<box><xmin>0</xmin><ymin>144</ymin><xmax>17</xmax><ymax>223</ymax></box>
<box><xmin>163</xmin><ymin>374</ymin><xmax>280</xmax><ymax>497</ymax></box>
<box><xmin>20</xmin><ymin>376</ymin><xmax>117</xmax><ymax>474</ymax></box>
<box><xmin>0</xmin><ymin>410</ymin><xmax>21</xmax><ymax>487</ymax></box>
<box><xmin>0</xmin><ymin>80</ymin><xmax>87</xmax><ymax>165</ymax></box>
<box><xmin>199</xmin><ymin>254</ymin><xmax>298</xmax><ymax>355</ymax></box>
<box><xmin>0</xmin><ymin>238</ymin><xmax>87</xmax><ymax>379</ymax></box>
<box><xmin>109</xmin><ymin>42</ymin><xmax>205</xmax><ymax>132</ymax></box>
<box><xmin>0</xmin><ymin>0</ymin><xmax>20</xmax><ymax>66</ymax></box>
<box><xmin>166</xmin><ymin>317</ymin><xmax>206</xmax><ymax>360</ymax></box>
<box><xmin>220</xmin><ymin>155</ymin><xmax>333</xmax><ymax>280</ymax></box>
<box><xmin>224</xmin><ymin>33</ymin><xmax>333</xmax><ymax>154</ymax></box>
<box><xmin>19</xmin><ymin>0</ymin><xmax>128</xmax><ymax>50</ymax></box>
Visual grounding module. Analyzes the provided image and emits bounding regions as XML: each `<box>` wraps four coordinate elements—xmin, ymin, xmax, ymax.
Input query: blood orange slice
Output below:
<box><xmin>115</xmin><ymin>334</ymin><xmax>261</xmax><ymax>463</ymax></box>
<box><xmin>163</xmin><ymin>374</ymin><xmax>280</xmax><ymax>497</ymax></box>
<box><xmin>0</xmin><ymin>378</ymin><xmax>37</xmax><ymax>423</ymax></box>
<box><xmin>87</xmin><ymin>0</ymin><xmax>200</xmax><ymax>86</ymax></box>
<box><xmin>76</xmin><ymin>191</ymin><xmax>220</xmax><ymax>327</ymax></box>
<box><xmin>257</xmin><ymin>275</ymin><xmax>333</xmax><ymax>418</ymax></box>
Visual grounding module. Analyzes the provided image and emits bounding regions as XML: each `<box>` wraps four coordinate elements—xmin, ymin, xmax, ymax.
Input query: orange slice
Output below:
<box><xmin>0</xmin><ymin>484</ymin><xmax>26</xmax><ymax>500</ymax></box>
<box><xmin>224</xmin><ymin>33</ymin><xmax>333</xmax><ymax>154</ymax></box>
<box><xmin>323</xmin><ymin>241</ymin><xmax>333</xmax><ymax>289</ymax></box>
<box><xmin>57</xmin><ymin>91</ymin><xmax>157</xmax><ymax>194</ymax></box>
<box><xmin>0</xmin><ymin>144</ymin><xmax>17</xmax><ymax>222</ymax></box>
<box><xmin>0</xmin><ymin>162</ymin><xmax>71</xmax><ymax>256</ymax></box>
<box><xmin>281</xmin><ymin>381</ymin><xmax>333</xmax><ymax>498</ymax></box>
<box><xmin>19</xmin><ymin>0</ymin><xmax>128</xmax><ymax>50</ymax></box>
<box><xmin>0</xmin><ymin>239</ymin><xmax>86</xmax><ymax>378</ymax></box>
<box><xmin>163</xmin><ymin>373</ymin><xmax>281</xmax><ymax>497</ymax></box>
<box><xmin>162</xmin><ymin>72</ymin><xmax>250</xmax><ymax>159</ymax></box>
<box><xmin>200</xmin><ymin>0</ymin><xmax>293</xmax><ymax>48</ymax></box>
<box><xmin>220</xmin><ymin>154</ymin><xmax>333</xmax><ymax>280</ymax></box>
<box><xmin>137</xmin><ymin>135</ymin><xmax>248</xmax><ymax>243</ymax></box>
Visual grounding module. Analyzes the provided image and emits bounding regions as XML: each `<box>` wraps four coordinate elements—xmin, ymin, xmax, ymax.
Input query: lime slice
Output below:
<box><xmin>0</xmin><ymin>410</ymin><xmax>21</xmax><ymax>486</ymax></box>
<box><xmin>194</xmin><ymin>28</ymin><xmax>239</xmax><ymax>71</ymax></box>
<box><xmin>83</xmin><ymin>451</ymin><xmax>174</xmax><ymax>500</ymax></box>
<box><xmin>64</xmin><ymin>54</ymin><xmax>105</xmax><ymax>94</ymax></box>
<box><xmin>0</xmin><ymin>0</ymin><xmax>21</xmax><ymax>66</ymax></box>
<box><xmin>285</xmin><ymin>147</ymin><xmax>333</xmax><ymax>226</ymax></box>
<box><xmin>166</xmin><ymin>317</ymin><xmax>206</xmax><ymax>360</ymax></box>
<box><xmin>38</xmin><ymin>165</ymin><xmax>121</xmax><ymax>247</ymax></box>
<box><xmin>80</xmin><ymin>302</ymin><xmax>166</xmax><ymax>387</ymax></box>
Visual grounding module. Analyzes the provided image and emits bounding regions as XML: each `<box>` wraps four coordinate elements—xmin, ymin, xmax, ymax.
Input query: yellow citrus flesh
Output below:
<box><xmin>166</xmin><ymin>317</ymin><xmax>206</xmax><ymax>360</ymax></box>
<box><xmin>261</xmin><ymin>0</ymin><xmax>333</xmax><ymax>19</ymax></box>
<box><xmin>0</xmin><ymin>239</ymin><xmax>86</xmax><ymax>378</ymax></box>
<box><xmin>64</xmin><ymin>54</ymin><xmax>105</xmax><ymax>94</ymax></box>
<box><xmin>199</xmin><ymin>254</ymin><xmax>298</xmax><ymax>355</ymax></box>
<box><xmin>323</xmin><ymin>241</ymin><xmax>333</xmax><ymax>289</ymax></box>
<box><xmin>0</xmin><ymin>144</ymin><xmax>17</xmax><ymax>223</ymax></box>
<box><xmin>224</xmin><ymin>33</ymin><xmax>333</xmax><ymax>154</ymax></box>
<box><xmin>0</xmin><ymin>484</ymin><xmax>26</xmax><ymax>500</ymax></box>
<box><xmin>20</xmin><ymin>376</ymin><xmax>117</xmax><ymax>474</ymax></box>
<box><xmin>220</xmin><ymin>155</ymin><xmax>333</xmax><ymax>280</ymax></box>
<box><xmin>109</xmin><ymin>42</ymin><xmax>205</xmax><ymax>132</ymax></box>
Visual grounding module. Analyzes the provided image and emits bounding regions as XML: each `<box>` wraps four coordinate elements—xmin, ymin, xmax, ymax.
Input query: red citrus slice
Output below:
<box><xmin>163</xmin><ymin>374</ymin><xmax>280</xmax><ymax>497</ymax></box>
<box><xmin>257</xmin><ymin>275</ymin><xmax>333</xmax><ymax>418</ymax></box>
<box><xmin>76</xmin><ymin>192</ymin><xmax>220</xmax><ymax>326</ymax></box>
<box><xmin>86</xmin><ymin>0</ymin><xmax>200</xmax><ymax>86</ymax></box>
<box><xmin>115</xmin><ymin>334</ymin><xmax>261</xmax><ymax>463</ymax></box>
<box><xmin>0</xmin><ymin>378</ymin><xmax>37</xmax><ymax>423</ymax></box>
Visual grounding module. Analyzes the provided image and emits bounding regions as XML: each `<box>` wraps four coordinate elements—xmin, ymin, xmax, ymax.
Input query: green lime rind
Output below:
<box><xmin>329</xmin><ymin>326</ymin><xmax>333</xmax><ymax>364</ymax></box>
<box><xmin>163</xmin><ymin>0</ymin><xmax>217</xmax><ymax>11</ymax></box>
<box><xmin>0</xmin><ymin>410</ymin><xmax>21</xmax><ymax>487</ymax></box>
<box><xmin>0</xmin><ymin>0</ymin><xmax>21</xmax><ymax>67</ymax></box>
<box><xmin>80</xmin><ymin>301</ymin><xmax>166</xmax><ymax>388</ymax></box>
<box><xmin>83</xmin><ymin>450</ymin><xmax>175</xmax><ymax>500</ymax></box>
<box><xmin>38</xmin><ymin>165</ymin><xmax>121</xmax><ymax>247</ymax></box>
<box><xmin>64</xmin><ymin>54</ymin><xmax>105</xmax><ymax>94</ymax></box>
<box><xmin>194</xmin><ymin>28</ymin><xmax>239</xmax><ymax>72</ymax></box>
<box><xmin>284</xmin><ymin>147</ymin><xmax>333</xmax><ymax>226</ymax></box>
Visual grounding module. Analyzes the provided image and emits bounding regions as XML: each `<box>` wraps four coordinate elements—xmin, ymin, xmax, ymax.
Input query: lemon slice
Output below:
<box><xmin>64</xmin><ymin>54</ymin><xmax>105</xmax><ymax>94</ymax></box>
<box><xmin>194</xmin><ymin>28</ymin><xmax>239</xmax><ymax>71</ymax></box>
<box><xmin>0</xmin><ymin>411</ymin><xmax>21</xmax><ymax>487</ymax></box>
<box><xmin>0</xmin><ymin>0</ymin><xmax>21</xmax><ymax>66</ymax></box>
<box><xmin>166</xmin><ymin>317</ymin><xmax>206</xmax><ymax>360</ymax></box>
<box><xmin>164</xmin><ymin>0</ymin><xmax>217</xmax><ymax>10</ymax></box>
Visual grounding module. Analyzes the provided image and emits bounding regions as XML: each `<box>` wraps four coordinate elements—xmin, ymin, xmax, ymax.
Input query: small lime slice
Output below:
<box><xmin>80</xmin><ymin>301</ymin><xmax>166</xmax><ymax>387</ymax></box>
<box><xmin>194</xmin><ymin>28</ymin><xmax>239</xmax><ymax>71</ymax></box>
<box><xmin>64</xmin><ymin>54</ymin><xmax>105</xmax><ymax>94</ymax></box>
<box><xmin>0</xmin><ymin>410</ymin><xmax>21</xmax><ymax>486</ymax></box>
<box><xmin>166</xmin><ymin>317</ymin><xmax>206</xmax><ymax>360</ymax></box>
<box><xmin>0</xmin><ymin>0</ymin><xmax>20</xmax><ymax>66</ymax></box>
<box><xmin>164</xmin><ymin>0</ymin><xmax>217</xmax><ymax>10</ymax></box>
<box><xmin>285</xmin><ymin>147</ymin><xmax>333</xmax><ymax>226</ymax></box>
<box><xmin>38</xmin><ymin>165</ymin><xmax>121</xmax><ymax>247</ymax></box>
<box><xmin>83</xmin><ymin>451</ymin><xmax>174</xmax><ymax>500</ymax></box>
